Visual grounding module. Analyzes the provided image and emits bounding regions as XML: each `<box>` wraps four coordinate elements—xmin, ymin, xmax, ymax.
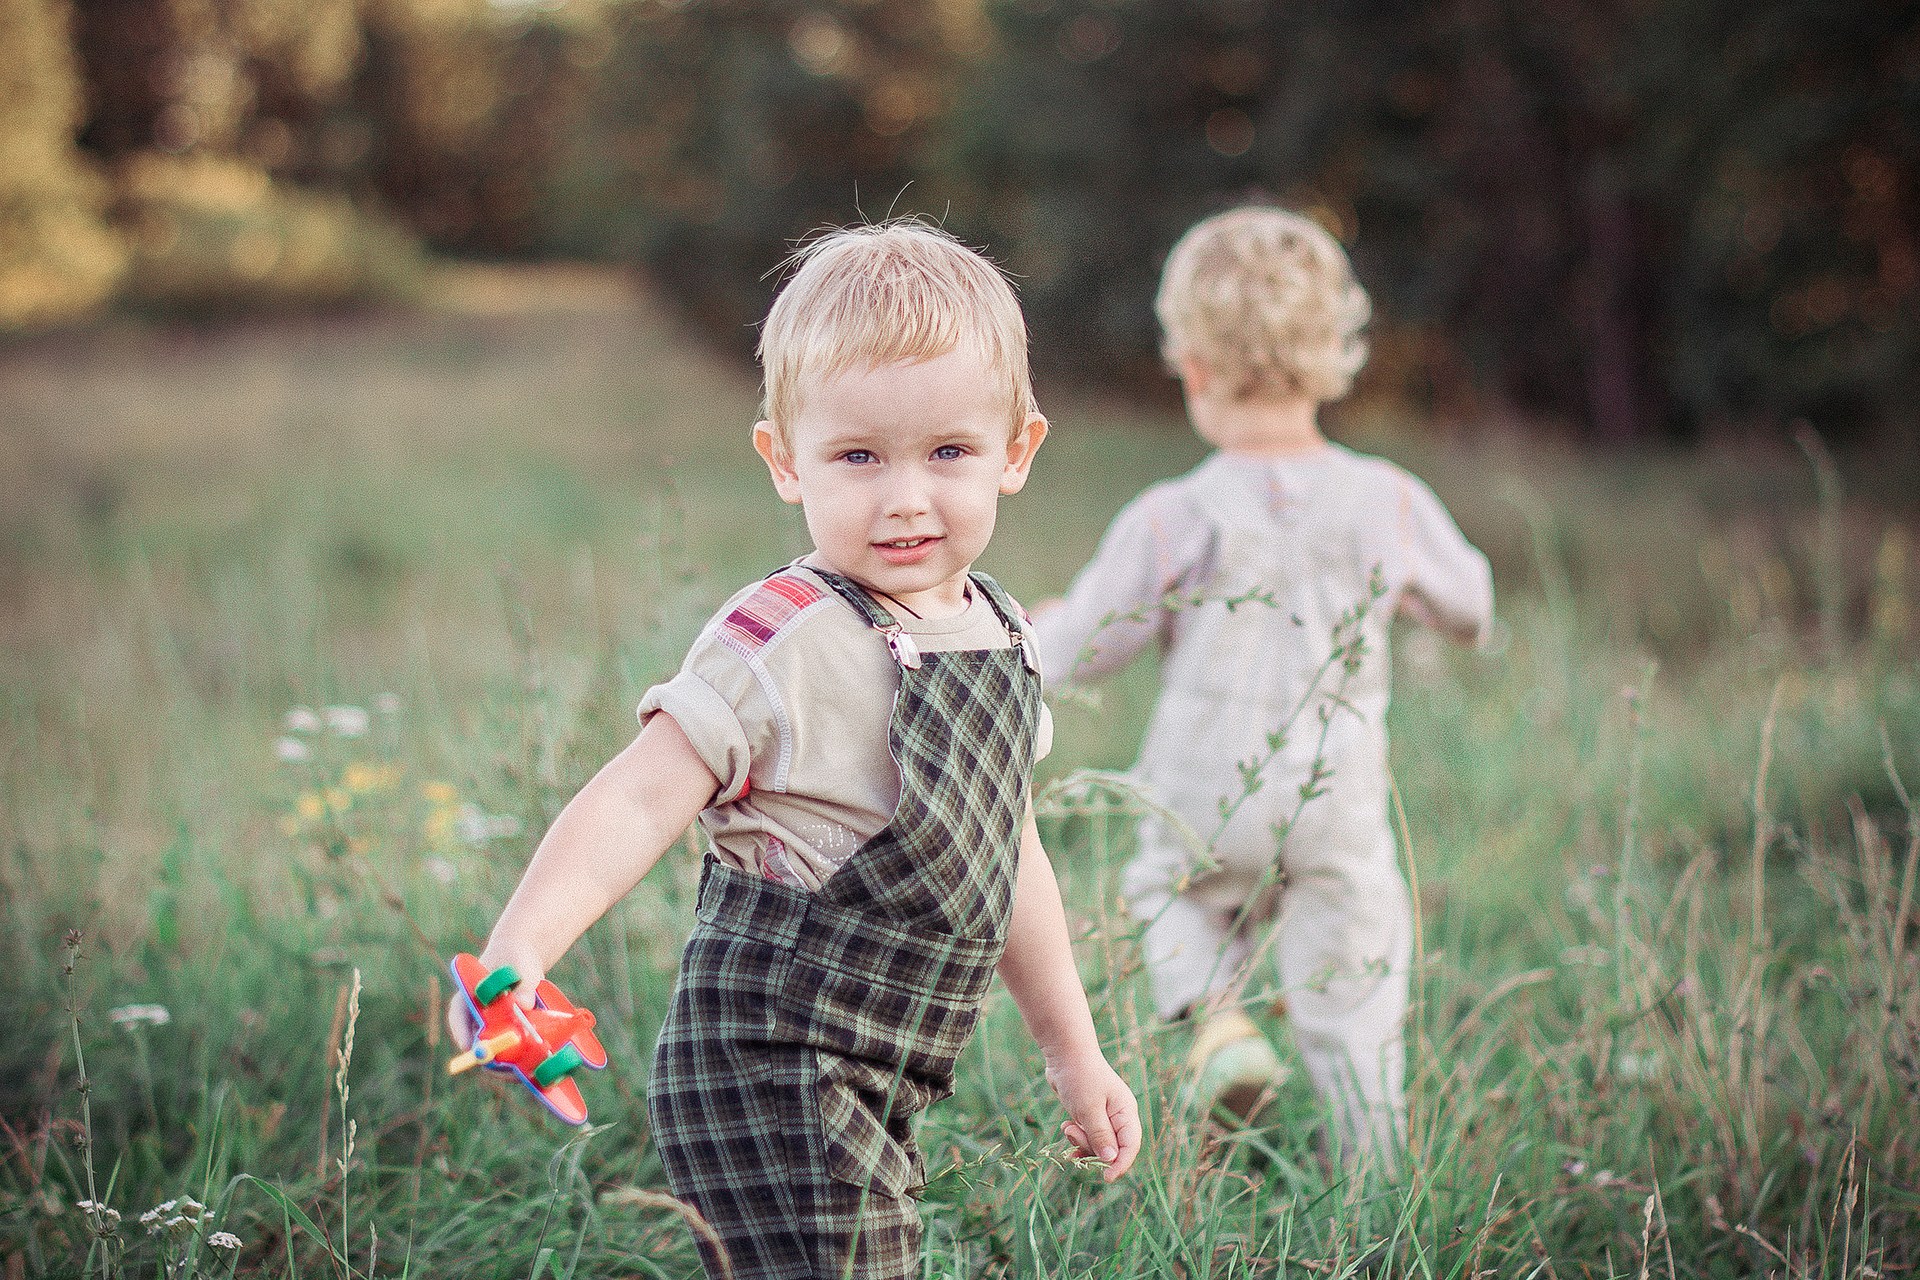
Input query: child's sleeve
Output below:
<box><xmin>636</xmin><ymin>629</ymin><xmax>775</xmax><ymax>807</ymax></box>
<box><xmin>1392</xmin><ymin>472</ymin><xmax>1495</xmax><ymax>647</ymax></box>
<box><xmin>1033</xmin><ymin>484</ymin><xmax>1212</xmax><ymax>689</ymax></box>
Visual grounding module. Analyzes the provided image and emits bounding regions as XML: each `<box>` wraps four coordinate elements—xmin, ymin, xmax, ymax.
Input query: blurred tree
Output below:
<box><xmin>353</xmin><ymin>0</ymin><xmax>588</xmax><ymax>254</ymax></box>
<box><xmin>943</xmin><ymin>0</ymin><xmax>1919</xmax><ymax>443</ymax></box>
<box><xmin>546</xmin><ymin>0</ymin><xmax>979</xmax><ymax>357</ymax></box>
<box><xmin>564</xmin><ymin>0</ymin><xmax>1912</xmax><ymax>443</ymax></box>
<box><xmin>1625</xmin><ymin>0</ymin><xmax>1920</xmax><ymax>437</ymax></box>
<box><xmin>0</xmin><ymin>0</ymin><xmax>581</xmax><ymax>329</ymax></box>
<box><xmin>71</xmin><ymin>0</ymin><xmax>363</xmax><ymax>161</ymax></box>
<box><xmin>939</xmin><ymin>0</ymin><xmax>1355</xmax><ymax>401</ymax></box>
<box><xmin>0</xmin><ymin>0</ymin><xmax>127</xmax><ymax>326</ymax></box>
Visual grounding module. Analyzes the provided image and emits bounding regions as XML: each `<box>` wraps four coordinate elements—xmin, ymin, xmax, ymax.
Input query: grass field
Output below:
<box><xmin>3</xmin><ymin>269</ymin><xmax>1918</xmax><ymax>1278</ymax></box>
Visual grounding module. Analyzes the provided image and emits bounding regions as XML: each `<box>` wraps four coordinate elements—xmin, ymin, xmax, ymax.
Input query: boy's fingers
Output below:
<box><xmin>445</xmin><ymin>999</ymin><xmax>476</xmax><ymax>1050</ymax></box>
<box><xmin>1103</xmin><ymin>1095</ymin><xmax>1142</xmax><ymax>1180</ymax></box>
<box><xmin>1076</xmin><ymin>1107</ymin><xmax>1119</xmax><ymax>1166</ymax></box>
<box><xmin>1061</xmin><ymin>1120</ymin><xmax>1089</xmax><ymax>1152</ymax></box>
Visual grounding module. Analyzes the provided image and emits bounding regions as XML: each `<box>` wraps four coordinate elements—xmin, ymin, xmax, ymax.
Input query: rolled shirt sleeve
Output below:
<box><xmin>637</xmin><ymin>637</ymin><xmax>769</xmax><ymax>805</ymax></box>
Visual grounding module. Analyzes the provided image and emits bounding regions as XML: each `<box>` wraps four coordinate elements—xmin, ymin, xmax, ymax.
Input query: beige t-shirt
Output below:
<box><xmin>638</xmin><ymin>562</ymin><xmax>1053</xmax><ymax>892</ymax></box>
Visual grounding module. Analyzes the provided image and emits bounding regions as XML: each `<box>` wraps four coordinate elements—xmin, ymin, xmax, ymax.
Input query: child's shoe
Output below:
<box><xmin>1185</xmin><ymin>1008</ymin><xmax>1287</xmax><ymax>1124</ymax></box>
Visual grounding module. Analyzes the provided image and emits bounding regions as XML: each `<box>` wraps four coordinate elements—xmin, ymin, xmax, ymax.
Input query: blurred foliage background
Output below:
<box><xmin>3</xmin><ymin>0</ymin><xmax>1916</xmax><ymax>446</ymax></box>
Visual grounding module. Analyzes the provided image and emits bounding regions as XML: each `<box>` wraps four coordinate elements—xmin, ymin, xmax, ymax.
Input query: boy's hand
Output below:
<box><xmin>444</xmin><ymin>945</ymin><xmax>548</xmax><ymax>1050</ymax></box>
<box><xmin>1046</xmin><ymin>1051</ymin><xmax>1141</xmax><ymax>1182</ymax></box>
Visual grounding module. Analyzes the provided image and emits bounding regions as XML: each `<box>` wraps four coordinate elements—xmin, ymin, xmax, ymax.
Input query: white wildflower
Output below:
<box><xmin>76</xmin><ymin>1200</ymin><xmax>120</xmax><ymax>1226</ymax></box>
<box><xmin>425</xmin><ymin>856</ymin><xmax>457</xmax><ymax>885</ymax></box>
<box><xmin>274</xmin><ymin>736</ymin><xmax>312</xmax><ymax>763</ymax></box>
<box><xmin>453</xmin><ymin>803</ymin><xmax>491</xmax><ymax>845</ymax></box>
<box><xmin>109</xmin><ymin>1004</ymin><xmax>172</xmax><ymax>1028</ymax></box>
<box><xmin>1615</xmin><ymin>1051</ymin><xmax>1663</xmax><ymax>1081</ymax></box>
<box><xmin>323</xmin><ymin>705</ymin><xmax>370</xmax><ymax>737</ymax></box>
<box><xmin>454</xmin><ymin>806</ymin><xmax>522</xmax><ymax>845</ymax></box>
<box><xmin>374</xmin><ymin>692</ymin><xmax>402</xmax><ymax>715</ymax></box>
<box><xmin>283</xmin><ymin>706</ymin><xmax>322</xmax><ymax>734</ymax></box>
<box><xmin>209</xmin><ymin>1232</ymin><xmax>242</xmax><ymax>1250</ymax></box>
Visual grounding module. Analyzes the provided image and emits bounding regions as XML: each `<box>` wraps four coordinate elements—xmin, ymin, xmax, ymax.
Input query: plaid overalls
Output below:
<box><xmin>649</xmin><ymin>567</ymin><xmax>1041</xmax><ymax>1280</ymax></box>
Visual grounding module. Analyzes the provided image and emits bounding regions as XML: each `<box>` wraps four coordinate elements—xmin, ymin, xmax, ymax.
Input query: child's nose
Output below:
<box><xmin>883</xmin><ymin>469</ymin><xmax>932</xmax><ymax>518</ymax></box>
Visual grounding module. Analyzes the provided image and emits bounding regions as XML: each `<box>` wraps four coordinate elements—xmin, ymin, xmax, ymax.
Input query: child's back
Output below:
<box><xmin>1035</xmin><ymin>207</ymin><xmax>1491</xmax><ymax>1168</ymax></box>
<box><xmin>1051</xmin><ymin>446</ymin><xmax>1488</xmax><ymax>873</ymax></box>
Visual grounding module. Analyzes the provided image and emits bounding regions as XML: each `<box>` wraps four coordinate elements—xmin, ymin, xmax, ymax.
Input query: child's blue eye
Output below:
<box><xmin>932</xmin><ymin>445</ymin><xmax>968</xmax><ymax>461</ymax></box>
<box><xmin>841</xmin><ymin>450</ymin><xmax>875</xmax><ymax>465</ymax></box>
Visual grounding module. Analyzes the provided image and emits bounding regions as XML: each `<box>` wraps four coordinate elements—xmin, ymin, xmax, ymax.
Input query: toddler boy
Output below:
<box><xmin>455</xmin><ymin>220</ymin><xmax>1139</xmax><ymax>1279</ymax></box>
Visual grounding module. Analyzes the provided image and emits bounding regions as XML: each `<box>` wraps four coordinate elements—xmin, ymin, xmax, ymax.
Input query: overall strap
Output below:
<box><xmin>968</xmin><ymin>572</ymin><xmax>1041</xmax><ymax>672</ymax></box>
<box><xmin>795</xmin><ymin>565</ymin><xmax>927</xmax><ymax>668</ymax></box>
<box><xmin>796</xmin><ymin>566</ymin><xmax>900</xmax><ymax>632</ymax></box>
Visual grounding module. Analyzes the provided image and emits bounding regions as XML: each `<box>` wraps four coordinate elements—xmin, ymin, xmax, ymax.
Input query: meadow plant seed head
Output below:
<box><xmin>108</xmin><ymin>1004</ymin><xmax>172</xmax><ymax>1027</ymax></box>
<box><xmin>323</xmin><ymin>705</ymin><xmax>370</xmax><ymax>737</ymax></box>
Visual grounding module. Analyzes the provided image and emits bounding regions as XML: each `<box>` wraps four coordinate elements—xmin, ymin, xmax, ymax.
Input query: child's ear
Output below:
<box><xmin>998</xmin><ymin>413</ymin><xmax>1049</xmax><ymax>496</ymax></box>
<box><xmin>753</xmin><ymin>421</ymin><xmax>804</xmax><ymax>505</ymax></box>
<box><xmin>1175</xmin><ymin>353</ymin><xmax>1215</xmax><ymax>397</ymax></box>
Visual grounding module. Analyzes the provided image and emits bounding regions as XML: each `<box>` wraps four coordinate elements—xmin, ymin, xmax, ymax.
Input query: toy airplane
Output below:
<box><xmin>446</xmin><ymin>953</ymin><xmax>608</xmax><ymax>1125</ymax></box>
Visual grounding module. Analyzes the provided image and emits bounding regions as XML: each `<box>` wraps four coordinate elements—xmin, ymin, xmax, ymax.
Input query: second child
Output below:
<box><xmin>1035</xmin><ymin>206</ymin><xmax>1492</xmax><ymax>1168</ymax></box>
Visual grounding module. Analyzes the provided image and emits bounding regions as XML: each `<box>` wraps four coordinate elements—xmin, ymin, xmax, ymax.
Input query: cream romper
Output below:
<box><xmin>1035</xmin><ymin>446</ymin><xmax>1492</xmax><ymax>1162</ymax></box>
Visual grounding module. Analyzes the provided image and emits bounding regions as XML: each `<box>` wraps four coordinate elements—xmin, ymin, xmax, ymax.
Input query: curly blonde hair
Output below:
<box><xmin>1154</xmin><ymin>206</ymin><xmax>1371</xmax><ymax>403</ymax></box>
<box><xmin>758</xmin><ymin>219</ymin><xmax>1034</xmax><ymax>449</ymax></box>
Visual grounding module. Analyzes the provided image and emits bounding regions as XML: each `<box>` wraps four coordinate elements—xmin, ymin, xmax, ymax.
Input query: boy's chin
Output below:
<box><xmin>846</xmin><ymin>563</ymin><xmax>973</xmax><ymax>609</ymax></box>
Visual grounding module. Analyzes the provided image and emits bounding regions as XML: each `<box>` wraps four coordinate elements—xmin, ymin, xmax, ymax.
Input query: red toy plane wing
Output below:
<box><xmin>536</xmin><ymin>1076</ymin><xmax>590</xmax><ymax>1126</ymax></box>
<box><xmin>533</xmin><ymin>978</ymin><xmax>607</xmax><ymax>1068</ymax></box>
<box><xmin>451</xmin><ymin>952</ymin><xmax>493</xmax><ymax>1005</ymax></box>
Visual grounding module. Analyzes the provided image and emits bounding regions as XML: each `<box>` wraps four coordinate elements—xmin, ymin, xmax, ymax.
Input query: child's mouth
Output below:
<box><xmin>874</xmin><ymin>536</ymin><xmax>939</xmax><ymax>564</ymax></box>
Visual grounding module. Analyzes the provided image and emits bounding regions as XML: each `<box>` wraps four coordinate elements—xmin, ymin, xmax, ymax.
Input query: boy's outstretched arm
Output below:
<box><xmin>448</xmin><ymin>712</ymin><xmax>719</xmax><ymax>1044</ymax></box>
<box><xmin>996</xmin><ymin>808</ymin><xmax>1142</xmax><ymax>1182</ymax></box>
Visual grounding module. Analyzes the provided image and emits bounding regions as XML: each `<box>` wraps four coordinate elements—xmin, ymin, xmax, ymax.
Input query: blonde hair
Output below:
<box><xmin>1155</xmin><ymin>206</ymin><xmax>1371</xmax><ymax>403</ymax></box>
<box><xmin>758</xmin><ymin>219</ymin><xmax>1034</xmax><ymax>448</ymax></box>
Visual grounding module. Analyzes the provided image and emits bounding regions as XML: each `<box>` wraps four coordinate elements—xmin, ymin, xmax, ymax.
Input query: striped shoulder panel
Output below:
<box><xmin>717</xmin><ymin>572</ymin><xmax>828</xmax><ymax>654</ymax></box>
